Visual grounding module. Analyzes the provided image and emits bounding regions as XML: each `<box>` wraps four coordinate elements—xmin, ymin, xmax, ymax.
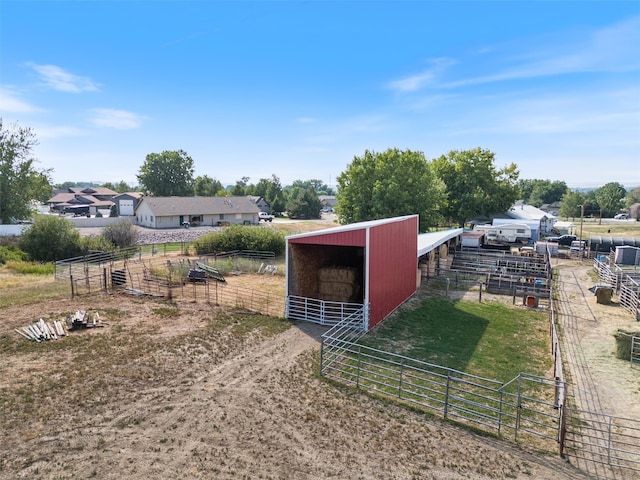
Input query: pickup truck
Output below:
<box><xmin>258</xmin><ymin>211</ymin><xmax>274</xmax><ymax>222</ymax></box>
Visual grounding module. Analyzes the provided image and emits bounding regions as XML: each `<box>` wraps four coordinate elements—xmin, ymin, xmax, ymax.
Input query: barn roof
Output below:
<box><xmin>417</xmin><ymin>228</ymin><xmax>463</xmax><ymax>257</ymax></box>
<box><xmin>286</xmin><ymin>215</ymin><xmax>418</xmax><ymax>241</ymax></box>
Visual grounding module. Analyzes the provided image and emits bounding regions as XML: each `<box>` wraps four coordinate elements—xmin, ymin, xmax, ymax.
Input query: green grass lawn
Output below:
<box><xmin>361</xmin><ymin>297</ymin><xmax>551</xmax><ymax>383</ymax></box>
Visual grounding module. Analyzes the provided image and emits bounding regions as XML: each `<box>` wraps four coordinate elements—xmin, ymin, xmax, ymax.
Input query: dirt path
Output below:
<box><xmin>554</xmin><ymin>260</ymin><xmax>640</xmax><ymax>478</ymax></box>
<box><xmin>555</xmin><ymin>261</ymin><xmax>640</xmax><ymax>417</ymax></box>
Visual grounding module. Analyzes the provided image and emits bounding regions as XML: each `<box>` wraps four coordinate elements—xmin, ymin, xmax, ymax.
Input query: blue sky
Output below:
<box><xmin>1</xmin><ymin>1</ymin><xmax>639</xmax><ymax>190</ymax></box>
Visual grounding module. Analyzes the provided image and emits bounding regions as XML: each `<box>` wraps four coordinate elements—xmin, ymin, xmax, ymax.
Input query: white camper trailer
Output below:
<box><xmin>473</xmin><ymin>223</ymin><xmax>531</xmax><ymax>244</ymax></box>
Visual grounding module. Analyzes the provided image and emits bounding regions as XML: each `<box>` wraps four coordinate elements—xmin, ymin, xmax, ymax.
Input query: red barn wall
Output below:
<box><xmin>367</xmin><ymin>216</ymin><xmax>418</xmax><ymax>329</ymax></box>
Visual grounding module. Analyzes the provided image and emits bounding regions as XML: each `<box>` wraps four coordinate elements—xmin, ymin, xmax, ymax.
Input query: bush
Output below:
<box><xmin>101</xmin><ymin>220</ymin><xmax>138</xmax><ymax>249</ymax></box>
<box><xmin>19</xmin><ymin>216</ymin><xmax>82</xmax><ymax>262</ymax></box>
<box><xmin>192</xmin><ymin>225</ymin><xmax>285</xmax><ymax>255</ymax></box>
<box><xmin>0</xmin><ymin>245</ymin><xmax>28</xmax><ymax>264</ymax></box>
<box><xmin>5</xmin><ymin>260</ymin><xmax>54</xmax><ymax>275</ymax></box>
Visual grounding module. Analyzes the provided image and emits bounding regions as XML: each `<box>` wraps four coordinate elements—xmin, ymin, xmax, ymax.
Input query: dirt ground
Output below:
<box><xmin>0</xmin><ymin>270</ymin><xmax>592</xmax><ymax>480</ymax></box>
<box><xmin>3</xmin><ymin>243</ymin><xmax>639</xmax><ymax>479</ymax></box>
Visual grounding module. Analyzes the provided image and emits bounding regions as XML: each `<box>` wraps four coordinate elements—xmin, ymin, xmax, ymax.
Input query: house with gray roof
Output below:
<box><xmin>134</xmin><ymin>196</ymin><xmax>261</xmax><ymax>228</ymax></box>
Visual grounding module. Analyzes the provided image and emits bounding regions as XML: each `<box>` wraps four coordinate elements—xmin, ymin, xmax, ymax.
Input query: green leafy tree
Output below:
<box><xmin>624</xmin><ymin>186</ymin><xmax>640</xmax><ymax>208</ymax></box>
<box><xmin>336</xmin><ymin>148</ymin><xmax>445</xmax><ymax>231</ymax></box>
<box><xmin>194</xmin><ymin>175</ymin><xmax>223</xmax><ymax>196</ymax></box>
<box><xmin>518</xmin><ymin>179</ymin><xmax>567</xmax><ymax>206</ymax></box>
<box><xmin>286</xmin><ymin>187</ymin><xmax>322</xmax><ymax>219</ymax></box>
<box><xmin>231</xmin><ymin>176</ymin><xmax>250</xmax><ymax>196</ymax></box>
<box><xmin>137</xmin><ymin>150</ymin><xmax>195</xmax><ymax>196</ymax></box>
<box><xmin>594</xmin><ymin>182</ymin><xmax>626</xmax><ymax>217</ymax></box>
<box><xmin>558</xmin><ymin>190</ymin><xmax>585</xmax><ymax>219</ymax></box>
<box><xmin>0</xmin><ymin>120</ymin><xmax>53</xmax><ymax>223</ymax></box>
<box><xmin>252</xmin><ymin>174</ymin><xmax>285</xmax><ymax>214</ymax></box>
<box><xmin>432</xmin><ymin>147</ymin><xmax>519</xmax><ymax>227</ymax></box>
<box><xmin>19</xmin><ymin>216</ymin><xmax>82</xmax><ymax>261</ymax></box>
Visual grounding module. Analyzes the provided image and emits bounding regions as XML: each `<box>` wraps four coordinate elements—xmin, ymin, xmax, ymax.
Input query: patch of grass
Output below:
<box><xmin>152</xmin><ymin>304</ymin><xmax>180</xmax><ymax>318</ymax></box>
<box><xmin>362</xmin><ymin>298</ymin><xmax>551</xmax><ymax>382</ymax></box>
<box><xmin>4</xmin><ymin>260</ymin><xmax>54</xmax><ymax>275</ymax></box>
<box><xmin>0</xmin><ymin>275</ymin><xmax>69</xmax><ymax>308</ymax></box>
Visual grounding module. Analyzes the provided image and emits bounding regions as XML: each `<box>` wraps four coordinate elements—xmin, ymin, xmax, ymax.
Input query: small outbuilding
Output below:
<box><xmin>285</xmin><ymin>215</ymin><xmax>419</xmax><ymax>331</ymax></box>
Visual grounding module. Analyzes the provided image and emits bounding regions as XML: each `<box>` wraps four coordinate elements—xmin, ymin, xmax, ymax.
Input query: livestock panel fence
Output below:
<box><xmin>55</xmin><ymin>246</ymin><xmax>285</xmax><ymax>317</ymax></box>
<box><xmin>320</xmin><ymin>321</ymin><xmax>565</xmax><ymax>452</ymax></box>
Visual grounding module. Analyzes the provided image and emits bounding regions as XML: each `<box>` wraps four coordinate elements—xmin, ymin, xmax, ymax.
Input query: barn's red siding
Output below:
<box><xmin>367</xmin><ymin>217</ymin><xmax>418</xmax><ymax>329</ymax></box>
<box><xmin>288</xmin><ymin>229</ymin><xmax>366</xmax><ymax>247</ymax></box>
<box><xmin>286</xmin><ymin>215</ymin><xmax>419</xmax><ymax>331</ymax></box>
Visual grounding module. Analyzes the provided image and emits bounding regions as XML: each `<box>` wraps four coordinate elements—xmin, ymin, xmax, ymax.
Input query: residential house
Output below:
<box><xmin>248</xmin><ymin>195</ymin><xmax>271</xmax><ymax>213</ymax></box>
<box><xmin>113</xmin><ymin>192</ymin><xmax>143</xmax><ymax>216</ymax></box>
<box><xmin>134</xmin><ymin>196</ymin><xmax>261</xmax><ymax>228</ymax></box>
<box><xmin>47</xmin><ymin>187</ymin><xmax>117</xmax><ymax>215</ymax></box>
<box><xmin>319</xmin><ymin>195</ymin><xmax>337</xmax><ymax>211</ymax></box>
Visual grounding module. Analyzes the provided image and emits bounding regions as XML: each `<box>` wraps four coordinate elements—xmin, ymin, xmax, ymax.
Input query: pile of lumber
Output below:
<box><xmin>15</xmin><ymin>318</ymin><xmax>68</xmax><ymax>343</ymax></box>
<box><xmin>317</xmin><ymin>266</ymin><xmax>359</xmax><ymax>303</ymax></box>
<box><xmin>67</xmin><ymin>310</ymin><xmax>103</xmax><ymax>330</ymax></box>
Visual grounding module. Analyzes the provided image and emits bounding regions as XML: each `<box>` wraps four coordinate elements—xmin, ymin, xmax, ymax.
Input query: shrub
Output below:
<box><xmin>0</xmin><ymin>245</ymin><xmax>28</xmax><ymax>264</ymax></box>
<box><xmin>192</xmin><ymin>225</ymin><xmax>285</xmax><ymax>255</ymax></box>
<box><xmin>19</xmin><ymin>216</ymin><xmax>82</xmax><ymax>262</ymax></box>
<box><xmin>5</xmin><ymin>260</ymin><xmax>54</xmax><ymax>275</ymax></box>
<box><xmin>101</xmin><ymin>220</ymin><xmax>138</xmax><ymax>249</ymax></box>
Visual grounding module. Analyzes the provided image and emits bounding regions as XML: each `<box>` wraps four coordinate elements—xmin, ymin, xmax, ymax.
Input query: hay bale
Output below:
<box><xmin>613</xmin><ymin>329</ymin><xmax>639</xmax><ymax>360</ymax></box>
<box><xmin>318</xmin><ymin>281</ymin><xmax>356</xmax><ymax>299</ymax></box>
<box><xmin>318</xmin><ymin>266</ymin><xmax>357</xmax><ymax>284</ymax></box>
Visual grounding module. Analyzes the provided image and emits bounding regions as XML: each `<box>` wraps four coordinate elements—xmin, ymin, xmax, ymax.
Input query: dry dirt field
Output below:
<box><xmin>0</xmin><ymin>269</ymin><xmax>590</xmax><ymax>480</ymax></box>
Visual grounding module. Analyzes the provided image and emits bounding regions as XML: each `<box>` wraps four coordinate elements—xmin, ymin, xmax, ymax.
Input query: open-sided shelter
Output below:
<box><xmin>285</xmin><ymin>215</ymin><xmax>419</xmax><ymax>331</ymax></box>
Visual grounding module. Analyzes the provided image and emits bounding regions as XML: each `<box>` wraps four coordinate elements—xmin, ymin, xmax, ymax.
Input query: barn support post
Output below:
<box><xmin>479</xmin><ymin>282</ymin><xmax>483</xmax><ymax>303</ymax></box>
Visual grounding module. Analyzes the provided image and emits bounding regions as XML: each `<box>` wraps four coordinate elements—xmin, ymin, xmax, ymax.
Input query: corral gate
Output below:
<box><xmin>632</xmin><ymin>336</ymin><xmax>640</xmax><ymax>366</ymax></box>
<box><xmin>562</xmin><ymin>408</ymin><xmax>640</xmax><ymax>477</ymax></box>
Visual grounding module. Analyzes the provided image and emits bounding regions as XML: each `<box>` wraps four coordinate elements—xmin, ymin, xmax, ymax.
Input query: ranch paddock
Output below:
<box><xmin>1</xmin><ymin>221</ymin><xmax>638</xmax><ymax>479</ymax></box>
<box><xmin>1</xmin><ymin>274</ymin><xmax>585</xmax><ymax>480</ymax></box>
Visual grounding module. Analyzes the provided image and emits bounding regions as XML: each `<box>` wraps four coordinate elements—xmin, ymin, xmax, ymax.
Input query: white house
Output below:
<box><xmin>134</xmin><ymin>196</ymin><xmax>261</xmax><ymax>228</ymax></box>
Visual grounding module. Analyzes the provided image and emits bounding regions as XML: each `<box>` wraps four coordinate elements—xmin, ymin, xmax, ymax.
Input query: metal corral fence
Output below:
<box><xmin>320</xmin><ymin>322</ymin><xmax>565</xmax><ymax>451</ymax></box>
<box><xmin>59</xmin><ymin>247</ymin><xmax>286</xmax><ymax>317</ymax></box>
<box><xmin>593</xmin><ymin>256</ymin><xmax>640</xmax><ymax>320</ymax></box>
<box><xmin>54</xmin><ymin>243</ymin><xmax>189</xmax><ymax>281</ymax></box>
<box><xmin>562</xmin><ymin>408</ymin><xmax>640</xmax><ymax>476</ymax></box>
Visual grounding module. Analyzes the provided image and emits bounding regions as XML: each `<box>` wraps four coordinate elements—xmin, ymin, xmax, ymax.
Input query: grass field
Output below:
<box><xmin>361</xmin><ymin>295</ymin><xmax>551</xmax><ymax>384</ymax></box>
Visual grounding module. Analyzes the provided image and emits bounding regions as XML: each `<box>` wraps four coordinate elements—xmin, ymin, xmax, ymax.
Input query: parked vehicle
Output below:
<box><xmin>258</xmin><ymin>211</ymin><xmax>274</xmax><ymax>222</ymax></box>
<box><xmin>546</xmin><ymin>234</ymin><xmax>577</xmax><ymax>246</ymax></box>
<box><xmin>614</xmin><ymin>213</ymin><xmax>629</xmax><ymax>220</ymax></box>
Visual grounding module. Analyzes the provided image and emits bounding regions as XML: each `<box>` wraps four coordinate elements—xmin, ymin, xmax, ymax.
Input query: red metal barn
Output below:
<box><xmin>285</xmin><ymin>215</ymin><xmax>418</xmax><ymax>331</ymax></box>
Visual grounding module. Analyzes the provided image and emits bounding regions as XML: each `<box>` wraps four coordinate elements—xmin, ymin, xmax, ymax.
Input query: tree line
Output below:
<box><xmin>1</xmin><ymin>119</ymin><xmax>638</xmax><ymax>229</ymax></box>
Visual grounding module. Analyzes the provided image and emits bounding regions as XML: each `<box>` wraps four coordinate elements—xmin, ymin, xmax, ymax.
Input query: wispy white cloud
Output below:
<box><xmin>387</xmin><ymin>58</ymin><xmax>456</xmax><ymax>93</ymax></box>
<box><xmin>34</xmin><ymin>124</ymin><xmax>87</xmax><ymax>139</ymax></box>
<box><xmin>28</xmin><ymin>63</ymin><xmax>100</xmax><ymax>93</ymax></box>
<box><xmin>0</xmin><ymin>87</ymin><xmax>41</xmax><ymax>113</ymax></box>
<box><xmin>89</xmin><ymin>109</ymin><xmax>146</xmax><ymax>129</ymax></box>
<box><xmin>393</xmin><ymin>16</ymin><xmax>640</xmax><ymax>92</ymax></box>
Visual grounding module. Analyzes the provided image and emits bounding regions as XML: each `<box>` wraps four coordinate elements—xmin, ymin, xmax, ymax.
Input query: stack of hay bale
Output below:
<box><xmin>317</xmin><ymin>266</ymin><xmax>359</xmax><ymax>303</ymax></box>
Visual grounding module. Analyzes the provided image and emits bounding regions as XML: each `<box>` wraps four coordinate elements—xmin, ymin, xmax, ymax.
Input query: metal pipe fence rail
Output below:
<box><xmin>54</xmin><ymin>243</ymin><xmax>189</xmax><ymax>281</ymax></box>
<box><xmin>631</xmin><ymin>336</ymin><xmax>640</xmax><ymax>366</ymax></box>
<box><xmin>174</xmin><ymin>281</ymin><xmax>286</xmax><ymax>317</ymax></box>
<box><xmin>562</xmin><ymin>408</ymin><xmax>640</xmax><ymax>478</ymax></box>
<box><xmin>286</xmin><ymin>295</ymin><xmax>368</xmax><ymax>329</ymax></box>
<box><xmin>593</xmin><ymin>257</ymin><xmax>640</xmax><ymax>320</ymax></box>
<box><xmin>320</xmin><ymin>335</ymin><xmax>565</xmax><ymax>451</ymax></box>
